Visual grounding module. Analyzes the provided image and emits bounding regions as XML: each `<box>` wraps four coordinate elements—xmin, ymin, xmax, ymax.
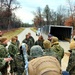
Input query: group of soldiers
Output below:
<box><xmin>0</xmin><ymin>35</ymin><xmax>21</xmax><ymax>75</ymax></box>
<box><xmin>0</xmin><ymin>32</ymin><xmax>75</xmax><ymax>75</ymax></box>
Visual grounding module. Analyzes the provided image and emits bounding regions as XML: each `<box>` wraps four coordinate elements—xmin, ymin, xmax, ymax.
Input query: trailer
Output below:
<box><xmin>41</xmin><ymin>25</ymin><xmax>73</xmax><ymax>41</ymax></box>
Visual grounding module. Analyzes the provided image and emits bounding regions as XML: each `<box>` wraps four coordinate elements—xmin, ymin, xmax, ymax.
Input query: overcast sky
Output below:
<box><xmin>13</xmin><ymin>0</ymin><xmax>75</xmax><ymax>24</ymax></box>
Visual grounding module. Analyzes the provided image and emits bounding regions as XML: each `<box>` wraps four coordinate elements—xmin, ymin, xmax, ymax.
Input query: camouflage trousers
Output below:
<box><xmin>10</xmin><ymin>55</ymin><xmax>24</xmax><ymax>75</ymax></box>
<box><xmin>10</xmin><ymin>61</ymin><xmax>24</xmax><ymax>75</ymax></box>
<box><xmin>0</xmin><ymin>62</ymin><xmax>8</xmax><ymax>75</ymax></box>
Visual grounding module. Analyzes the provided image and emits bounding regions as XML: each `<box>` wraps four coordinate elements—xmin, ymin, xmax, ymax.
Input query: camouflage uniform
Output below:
<box><xmin>8</xmin><ymin>42</ymin><xmax>18</xmax><ymax>57</ymax></box>
<box><xmin>0</xmin><ymin>45</ymin><xmax>8</xmax><ymax>75</ymax></box>
<box><xmin>51</xmin><ymin>37</ymin><xmax>64</xmax><ymax>64</ymax></box>
<box><xmin>0</xmin><ymin>58</ymin><xmax>6</xmax><ymax>75</ymax></box>
<box><xmin>13</xmin><ymin>54</ymin><xmax>24</xmax><ymax>75</ymax></box>
<box><xmin>8</xmin><ymin>42</ymin><xmax>18</xmax><ymax>74</ymax></box>
<box><xmin>29</xmin><ymin>36</ymin><xmax>35</xmax><ymax>45</ymax></box>
<box><xmin>16</xmin><ymin>40</ymin><xmax>20</xmax><ymax>48</ymax></box>
<box><xmin>28</xmin><ymin>32</ymin><xmax>35</xmax><ymax>45</ymax></box>
<box><xmin>66</xmin><ymin>42</ymin><xmax>75</xmax><ymax>75</ymax></box>
<box><xmin>43</xmin><ymin>40</ymin><xmax>57</xmax><ymax>58</ymax></box>
<box><xmin>35</xmin><ymin>40</ymin><xmax>44</xmax><ymax>49</ymax></box>
<box><xmin>51</xmin><ymin>44</ymin><xmax>64</xmax><ymax>64</ymax></box>
<box><xmin>66</xmin><ymin>49</ymin><xmax>75</xmax><ymax>75</ymax></box>
<box><xmin>22</xmin><ymin>38</ymin><xmax>33</xmax><ymax>55</ymax></box>
<box><xmin>35</xmin><ymin>35</ymin><xmax>44</xmax><ymax>49</ymax></box>
<box><xmin>14</xmin><ymin>36</ymin><xmax>20</xmax><ymax>49</ymax></box>
<box><xmin>0</xmin><ymin>58</ymin><xmax>6</xmax><ymax>68</ymax></box>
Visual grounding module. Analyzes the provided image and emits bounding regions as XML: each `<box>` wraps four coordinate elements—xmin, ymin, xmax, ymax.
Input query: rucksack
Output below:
<box><xmin>28</xmin><ymin>56</ymin><xmax>62</xmax><ymax>75</ymax></box>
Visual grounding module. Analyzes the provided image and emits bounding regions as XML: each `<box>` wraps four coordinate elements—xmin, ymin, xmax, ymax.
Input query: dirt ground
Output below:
<box><xmin>61</xmin><ymin>53</ymin><xmax>70</xmax><ymax>71</ymax></box>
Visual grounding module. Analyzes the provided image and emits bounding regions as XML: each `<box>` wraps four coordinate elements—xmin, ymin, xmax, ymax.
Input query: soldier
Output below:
<box><xmin>43</xmin><ymin>40</ymin><xmax>57</xmax><ymax>58</ymax></box>
<box><xmin>28</xmin><ymin>32</ymin><xmax>35</xmax><ymax>45</ymax></box>
<box><xmin>66</xmin><ymin>42</ymin><xmax>75</xmax><ymax>75</ymax></box>
<box><xmin>8</xmin><ymin>37</ymin><xmax>18</xmax><ymax>75</ymax></box>
<box><xmin>50</xmin><ymin>36</ymin><xmax>64</xmax><ymax>64</ymax></box>
<box><xmin>14</xmin><ymin>36</ymin><xmax>20</xmax><ymax>49</ymax></box>
<box><xmin>28</xmin><ymin>45</ymin><xmax>62</xmax><ymax>75</ymax></box>
<box><xmin>35</xmin><ymin>35</ymin><xmax>44</xmax><ymax>49</ymax></box>
<box><xmin>0</xmin><ymin>37</ymin><xmax>12</xmax><ymax>75</ymax></box>
<box><xmin>22</xmin><ymin>34</ymin><xmax>33</xmax><ymax>55</ymax></box>
<box><xmin>48</xmin><ymin>33</ymin><xmax>52</xmax><ymax>41</ymax></box>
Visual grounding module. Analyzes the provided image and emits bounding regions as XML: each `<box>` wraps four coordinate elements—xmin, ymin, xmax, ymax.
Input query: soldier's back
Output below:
<box><xmin>43</xmin><ymin>48</ymin><xmax>57</xmax><ymax>58</ymax></box>
<box><xmin>51</xmin><ymin>44</ymin><xmax>64</xmax><ymax>64</ymax></box>
<box><xmin>28</xmin><ymin>56</ymin><xmax>62</xmax><ymax>75</ymax></box>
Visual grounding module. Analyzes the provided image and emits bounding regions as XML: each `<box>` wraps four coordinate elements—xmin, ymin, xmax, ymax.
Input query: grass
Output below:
<box><xmin>30</xmin><ymin>27</ymin><xmax>37</xmax><ymax>32</ymax></box>
<box><xmin>3</xmin><ymin>27</ymin><xmax>25</xmax><ymax>40</ymax></box>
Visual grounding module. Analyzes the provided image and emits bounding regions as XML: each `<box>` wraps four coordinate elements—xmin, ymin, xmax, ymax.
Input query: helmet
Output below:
<box><xmin>51</xmin><ymin>36</ymin><xmax>58</xmax><ymax>43</ymax></box>
<box><xmin>70</xmin><ymin>42</ymin><xmax>75</xmax><ymax>50</ymax></box>
<box><xmin>30</xmin><ymin>45</ymin><xmax>43</xmax><ymax>57</ymax></box>
<box><xmin>43</xmin><ymin>40</ymin><xmax>51</xmax><ymax>49</ymax></box>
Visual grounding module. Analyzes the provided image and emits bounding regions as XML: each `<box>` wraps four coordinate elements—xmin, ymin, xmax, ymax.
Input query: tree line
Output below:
<box><xmin>32</xmin><ymin>0</ymin><xmax>75</xmax><ymax>30</ymax></box>
<box><xmin>0</xmin><ymin>0</ymin><xmax>75</xmax><ymax>30</ymax></box>
<box><xmin>0</xmin><ymin>0</ymin><xmax>22</xmax><ymax>30</ymax></box>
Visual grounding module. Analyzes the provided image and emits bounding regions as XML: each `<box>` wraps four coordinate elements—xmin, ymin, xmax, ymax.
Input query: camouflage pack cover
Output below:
<box><xmin>30</xmin><ymin>45</ymin><xmax>43</xmax><ymax>57</ymax></box>
<box><xmin>28</xmin><ymin>56</ymin><xmax>62</xmax><ymax>75</ymax></box>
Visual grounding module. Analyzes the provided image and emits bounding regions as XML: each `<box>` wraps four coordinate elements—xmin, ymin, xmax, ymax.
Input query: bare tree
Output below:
<box><xmin>33</xmin><ymin>7</ymin><xmax>44</xmax><ymax>27</ymax></box>
<box><xmin>67</xmin><ymin>0</ymin><xmax>75</xmax><ymax>29</ymax></box>
<box><xmin>56</xmin><ymin>5</ymin><xmax>67</xmax><ymax>25</ymax></box>
<box><xmin>0</xmin><ymin>0</ymin><xmax>20</xmax><ymax>30</ymax></box>
<box><xmin>43</xmin><ymin>5</ymin><xmax>51</xmax><ymax>25</ymax></box>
